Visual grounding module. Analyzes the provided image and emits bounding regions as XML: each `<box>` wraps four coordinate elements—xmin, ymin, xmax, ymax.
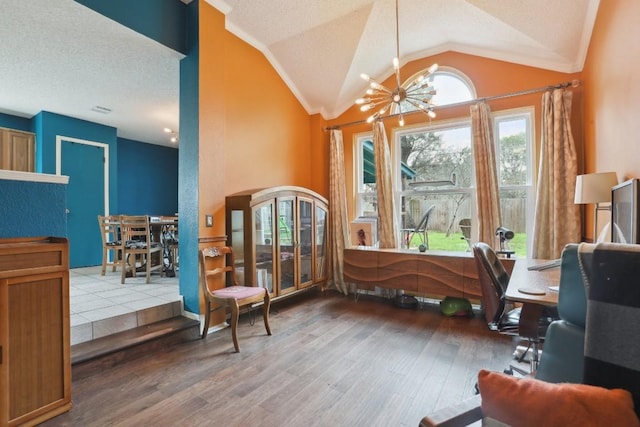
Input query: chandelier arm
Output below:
<box><xmin>405</xmin><ymin>98</ymin><xmax>433</xmax><ymax>113</ymax></box>
<box><xmin>405</xmin><ymin>86</ymin><xmax>435</xmax><ymax>96</ymax></box>
<box><xmin>406</xmin><ymin>95</ymin><xmax>434</xmax><ymax>106</ymax></box>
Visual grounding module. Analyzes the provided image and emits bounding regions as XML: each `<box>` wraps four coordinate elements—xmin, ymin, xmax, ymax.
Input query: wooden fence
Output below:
<box><xmin>405</xmin><ymin>198</ymin><xmax>526</xmax><ymax>234</ymax></box>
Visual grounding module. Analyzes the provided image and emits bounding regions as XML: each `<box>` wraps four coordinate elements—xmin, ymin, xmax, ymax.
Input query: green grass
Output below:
<box><xmin>408</xmin><ymin>232</ymin><xmax>528</xmax><ymax>258</ymax></box>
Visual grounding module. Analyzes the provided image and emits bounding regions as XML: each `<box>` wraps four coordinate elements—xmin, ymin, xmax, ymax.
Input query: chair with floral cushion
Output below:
<box><xmin>199</xmin><ymin>246</ymin><xmax>271</xmax><ymax>352</ymax></box>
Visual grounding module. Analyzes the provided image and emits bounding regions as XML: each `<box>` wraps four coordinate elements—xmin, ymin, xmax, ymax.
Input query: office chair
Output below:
<box><xmin>401</xmin><ymin>205</ymin><xmax>435</xmax><ymax>249</ymax></box>
<box><xmin>534</xmin><ymin>243</ymin><xmax>588</xmax><ymax>383</ymax></box>
<box><xmin>199</xmin><ymin>246</ymin><xmax>271</xmax><ymax>352</ymax></box>
<box><xmin>472</xmin><ymin>242</ymin><xmax>556</xmax><ymax>372</ymax></box>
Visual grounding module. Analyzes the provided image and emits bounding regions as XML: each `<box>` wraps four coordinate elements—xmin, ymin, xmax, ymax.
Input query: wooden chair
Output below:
<box><xmin>97</xmin><ymin>214</ymin><xmax>122</xmax><ymax>275</ymax></box>
<box><xmin>199</xmin><ymin>246</ymin><xmax>271</xmax><ymax>352</ymax></box>
<box><xmin>119</xmin><ymin>215</ymin><xmax>163</xmax><ymax>284</ymax></box>
<box><xmin>159</xmin><ymin>216</ymin><xmax>179</xmax><ymax>272</ymax></box>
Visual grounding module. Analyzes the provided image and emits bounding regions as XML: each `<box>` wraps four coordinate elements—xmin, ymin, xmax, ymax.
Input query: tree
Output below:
<box><xmin>499</xmin><ymin>132</ymin><xmax>527</xmax><ymax>185</ymax></box>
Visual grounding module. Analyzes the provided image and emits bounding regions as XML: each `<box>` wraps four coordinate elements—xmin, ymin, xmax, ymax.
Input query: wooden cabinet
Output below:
<box><xmin>344</xmin><ymin>247</ymin><xmax>515</xmax><ymax>302</ymax></box>
<box><xmin>0</xmin><ymin>128</ymin><xmax>35</xmax><ymax>172</ymax></box>
<box><xmin>226</xmin><ymin>186</ymin><xmax>328</xmax><ymax>299</ymax></box>
<box><xmin>0</xmin><ymin>237</ymin><xmax>71</xmax><ymax>427</ymax></box>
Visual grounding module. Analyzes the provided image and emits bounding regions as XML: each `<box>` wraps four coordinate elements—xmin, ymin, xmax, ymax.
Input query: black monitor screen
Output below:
<box><xmin>611</xmin><ymin>179</ymin><xmax>640</xmax><ymax>244</ymax></box>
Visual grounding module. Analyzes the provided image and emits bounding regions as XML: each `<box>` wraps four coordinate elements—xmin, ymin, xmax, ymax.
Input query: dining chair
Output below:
<box><xmin>97</xmin><ymin>214</ymin><xmax>122</xmax><ymax>275</ymax></box>
<box><xmin>199</xmin><ymin>246</ymin><xmax>271</xmax><ymax>352</ymax></box>
<box><xmin>119</xmin><ymin>215</ymin><xmax>163</xmax><ymax>284</ymax></box>
<box><xmin>159</xmin><ymin>216</ymin><xmax>179</xmax><ymax>273</ymax></box>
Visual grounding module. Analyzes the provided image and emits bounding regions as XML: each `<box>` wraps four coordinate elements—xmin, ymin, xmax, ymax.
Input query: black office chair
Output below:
<box><xmin>472</xmin><ymin>242</ymin><xmax>556</xmax><ymax>373</ymax></box>
<box><xmin>401</xmin><ymin>205</ymin><xmax>435</xmax><ymax>249</ymax></box>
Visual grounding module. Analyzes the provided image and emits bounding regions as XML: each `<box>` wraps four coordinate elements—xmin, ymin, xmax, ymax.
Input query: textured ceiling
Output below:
<box><xmin>0</xmin><ymin>0</ymin><xmax>599</xmax><ymax>146</ymax></box>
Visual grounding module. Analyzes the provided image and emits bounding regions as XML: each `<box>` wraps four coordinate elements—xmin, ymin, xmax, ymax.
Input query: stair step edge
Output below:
<box><xmin>71</xmin><ymin>316</ymin><xmax>201</xmax><ymax>365</ymax></box>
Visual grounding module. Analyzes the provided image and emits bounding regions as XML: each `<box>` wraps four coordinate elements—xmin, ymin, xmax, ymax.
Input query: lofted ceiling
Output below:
<box><xmin>0</xmin><ymin>0</ymin><xmax>599</xmax><ymax>147</ymax></box>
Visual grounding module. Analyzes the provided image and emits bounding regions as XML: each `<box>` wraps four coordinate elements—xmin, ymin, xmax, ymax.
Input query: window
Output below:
<box><xmin>355</xmin><ymin>133</ymin><xmax>378</xmax><ymax>217</ymax></box>
<box><xmin>395</xmin><ymin>121</ymin><xmax>474</xmax><ymax>252</ymax></box>
<box><xmin>397</xmin><ymin>67</ymin><xmax>476</xmax><ymax>114</ymax></box>
<box><xmin>494</xmin><ymin>109</ymin><xmax>534</xmax><ymax>257</ymax></box>
<box><xmin>395</xmin><ymin>108</ymin><xmax>534</xmax><ymax>255</ymax></box>
<box><xmin>354</xmin><ymin>68</ymin><xmax>534</xmax><ymax>256</ymax></box>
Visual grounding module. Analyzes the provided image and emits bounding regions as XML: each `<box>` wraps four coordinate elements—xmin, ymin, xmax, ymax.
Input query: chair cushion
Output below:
<box><xmin>477</xmin><ymin>369</ymin><xmax>640</xmax><ymax>427</ymax></box>
<box><xmin>213</xmin><ymin>286</ymin><xmax>265</xmax><ymax>300</ymax></box>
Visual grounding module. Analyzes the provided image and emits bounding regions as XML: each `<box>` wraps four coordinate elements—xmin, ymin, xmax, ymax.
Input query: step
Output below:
<box><xmin>71</xmin><ymin>316</ymin><xmax>201</xmax><ymax>380</ymax></box>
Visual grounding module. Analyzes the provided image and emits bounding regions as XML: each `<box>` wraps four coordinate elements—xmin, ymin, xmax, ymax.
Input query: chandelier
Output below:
<box><xmin>355</xmin><ymin>0</ymin><xmax>438</xmax><ymax>126</ymax></box>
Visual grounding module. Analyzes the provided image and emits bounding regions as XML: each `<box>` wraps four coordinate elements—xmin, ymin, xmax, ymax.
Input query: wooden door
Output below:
<box><xmin>0</xmin><ymin>129</ymin><xmax>34</xmax><ymax>172</ymax></box>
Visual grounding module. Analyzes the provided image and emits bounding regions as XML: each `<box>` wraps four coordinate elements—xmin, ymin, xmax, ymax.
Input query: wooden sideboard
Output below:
<box><xmin>0</xmin><ymin>237</ymin><xmax>71</xmax><ymax>426</ymax></box>
<box><xmin>344</xmin><ymin>247</ymin><xmax>515</xmax><ymax>302</ymax></box>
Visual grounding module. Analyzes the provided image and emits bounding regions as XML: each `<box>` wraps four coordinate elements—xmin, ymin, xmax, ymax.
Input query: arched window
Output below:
<box><xmin>394</xmin><ymin>66</ymin><xmax>476</xmax><ymax>114</ymax></box>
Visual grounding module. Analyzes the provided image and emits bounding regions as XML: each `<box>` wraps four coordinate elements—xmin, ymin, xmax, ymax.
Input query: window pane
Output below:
<box><xmin>497</xmin><ymin>118</ymin><xmax>528</xmax><ymax>186</ymax></box>
<box><xmin>499</xmin><ymin>188</ymin><xmax>527</xmax><ymax>258</ymax></box>
<box><xmin>401</xmin><ymin>193</ymin><xmax>473</xmax><ymax>251</ymax></box>
<box><xmin>399</xmin><ymin>70</ymin><xmax>474</xmax><ymax>113</ymax></box>
<box><xmin>399</xmin><ymin>125</ymin><xmax>472</xmax><ymax>189</ymax></box>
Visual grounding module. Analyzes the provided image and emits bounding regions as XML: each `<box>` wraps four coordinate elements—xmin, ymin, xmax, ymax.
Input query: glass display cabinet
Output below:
<box><xmin>225</xmin><ymin>186</ymin><xmax>328</xmax><ymax>298</ymax></box>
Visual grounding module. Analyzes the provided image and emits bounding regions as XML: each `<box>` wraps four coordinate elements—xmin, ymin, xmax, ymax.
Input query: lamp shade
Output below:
<box><xmin>574</xmin><ymin>172</ymin><xmax>619</xmax><ymax>204</ymax></box>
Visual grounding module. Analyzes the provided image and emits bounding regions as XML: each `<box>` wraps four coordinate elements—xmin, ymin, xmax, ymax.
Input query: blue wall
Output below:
<box><xmin>0</xmin><ymin>112</ymin><xmax>32</xmax><ymax>132</ymax></box>
<box><xmin>178</xmin><ymin>0</ymin><xmax>200</xmax><ymax>313</ymax></box>
<box><xmin>2</xmin><ymin>110</ymin><xmax>179</xmax><ymax>266</ymax></box>
<box><xmin>118</xmin><ymin>137</ymin><xmax>178</xmax><ymax>216</ymax></box>
<box><xmin>0</xmin><ymin>179</ymin><xmax>67</xmax><ymax>238</ymax></box>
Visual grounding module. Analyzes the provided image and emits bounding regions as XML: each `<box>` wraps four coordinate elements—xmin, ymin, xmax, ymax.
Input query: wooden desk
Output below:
<box><xmin>506</xmin><ymin>259</ymin><xmax>561</xmax><ymax>306</ymax></box>
<box><xmin>505</xmin><ymin>259</ymin><xmax>561</xmax><ymax>370</ymax></box>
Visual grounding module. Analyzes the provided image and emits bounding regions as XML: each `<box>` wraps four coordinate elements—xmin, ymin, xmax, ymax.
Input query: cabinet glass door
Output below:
<box><xmin>278</xmin><ymin>198</ymin><xmax>295</xmax><ymax>294</ymax></box>
<box><xmin>254</xmin><ymin>201</ymin><xmax>274</xmax><ymax>293</ymax></box>
<box><xmin>298</xmin><ymin>198</ymin><xmax>313</xmax><ymax>287</ymax></box>
<box><xmin>315</xmin><ymin>204</ymin><xmax>327</xmax><ymax>281</ymax></box>
<box><xmin>230</xmin><ymin>209</ymin><xmax>245</xmax><ymax>284</ymax></box>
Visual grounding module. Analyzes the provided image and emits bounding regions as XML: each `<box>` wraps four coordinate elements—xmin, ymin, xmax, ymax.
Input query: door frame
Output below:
<box><xmin>55</xmin><ymin>135</ymin><xmax>110</xmax><ymax>215</ymax></box>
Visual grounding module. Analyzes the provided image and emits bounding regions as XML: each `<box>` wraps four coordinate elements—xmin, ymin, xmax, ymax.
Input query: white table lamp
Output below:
<box><xmin>574</xmin><ymin>172</ymin><xmax>618</xmax><ymax>241</ymax></box>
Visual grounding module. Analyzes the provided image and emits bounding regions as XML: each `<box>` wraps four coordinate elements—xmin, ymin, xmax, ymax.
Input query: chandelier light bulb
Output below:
<box><xmin>354</xmin><ymin>0</ymin><xmax>437</xmax><ymax>124</ymax></box>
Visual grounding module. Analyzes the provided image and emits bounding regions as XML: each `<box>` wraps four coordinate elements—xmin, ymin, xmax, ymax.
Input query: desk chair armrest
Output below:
<box><xmin>420</xmin><ymin>394</ymin><xmax>482</xmax><ymax>427</ymax></box>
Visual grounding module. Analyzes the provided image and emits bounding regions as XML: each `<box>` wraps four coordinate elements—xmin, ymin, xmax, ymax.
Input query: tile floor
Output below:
<box><xmin>69</xmin><ymin>266</ymin><xmax>183</xmax><ymax>346</ymax></box>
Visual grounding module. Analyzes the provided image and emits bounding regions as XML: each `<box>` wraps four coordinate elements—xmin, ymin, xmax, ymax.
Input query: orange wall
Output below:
<box><xmin>583</xmin><ymin>0</ymin><xmax>640</xmax><ymax>180</ymax></box>
<box><xmin>321</xmin><ymin>51</ymin><xmax>582</xmax><ymax>222</ymax></box>
<box><xmin>580</xmin><ymin>0</ymin><xmax>640</xmax><ymax>240</ymax></box>
<box><xmin>199</xmin><ymin>1</ymin><xmax>315</xmax><ymax>236</ymax></box>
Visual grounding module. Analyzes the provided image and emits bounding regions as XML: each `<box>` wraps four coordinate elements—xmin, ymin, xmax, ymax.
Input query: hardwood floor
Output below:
<box><xmin>43</xmin><ymin>290</ymin><xmax>520</xmax><ymax>427</ymax></box>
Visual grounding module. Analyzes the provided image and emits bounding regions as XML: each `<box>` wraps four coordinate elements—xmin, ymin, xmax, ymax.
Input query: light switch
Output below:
<box><xmin>205</xmin><ymin>215</ymin><xmax>213</xmax><ymax>227</ymax></box>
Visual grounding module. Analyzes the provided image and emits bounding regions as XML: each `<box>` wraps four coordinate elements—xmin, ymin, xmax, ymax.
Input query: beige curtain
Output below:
<box><xmin>373</xmin><ymin>121</ymin><xmax>398</xmax><ymax>248</ymax></box>
<box><xmin>328</xmin><ymin>129</ymin><xmax>350</xmax><ymax>295</ymax></box>
<box><xmin>471</xmin><ymin>102</ymin><xmax>502</xmax><ymax>246</ymax></box>
<box><xmin>532</xmin><ymin>89</ymin><xmax>580</xmax><ymax>259</ymax></box>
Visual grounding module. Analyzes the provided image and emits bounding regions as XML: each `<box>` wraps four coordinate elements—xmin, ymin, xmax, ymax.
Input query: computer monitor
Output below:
<box><xmin>611</xmin><ymin>178</ymin><xmax>640</xmax><ymax>244</ymax></box>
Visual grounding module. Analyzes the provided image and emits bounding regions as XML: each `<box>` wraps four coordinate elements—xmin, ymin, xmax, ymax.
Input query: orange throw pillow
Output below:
<box><xmin>478</xmin><ymin>369</ymin><xmax>640</xmax><ymax>427</ymax></box>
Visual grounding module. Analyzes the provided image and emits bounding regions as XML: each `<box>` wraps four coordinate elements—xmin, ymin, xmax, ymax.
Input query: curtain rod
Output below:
<box><xmin>324</xmin><ymin>79</ymin><xmax>581</xmax><ymax>131</ymax></box>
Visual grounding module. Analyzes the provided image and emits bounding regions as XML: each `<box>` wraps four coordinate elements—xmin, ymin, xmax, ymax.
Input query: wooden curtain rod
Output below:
<box><xmin>324</xmin><ymin>79</ymin><xmax>581</xmax><ymax>131</ymax></box>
